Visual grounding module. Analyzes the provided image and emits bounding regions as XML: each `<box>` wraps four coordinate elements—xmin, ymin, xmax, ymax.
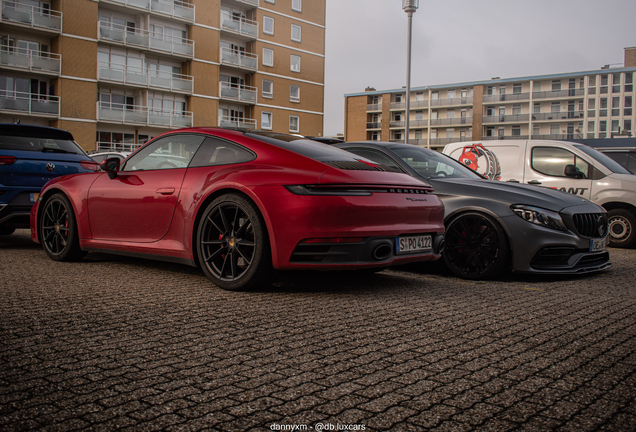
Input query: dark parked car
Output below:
<box><xmin>0</xmin><ymin>124</ymin><xmax>99</xmax><ymax>235</ymax></box>
<box><xmin>598</xmin><ymin>149</ymin><xmax>636</xmax><ymax>175</ymax></box>
<box><xmin>335</xmin><ymin>141</ymin><xmax>611</xmax><ymax>280</ymax></box>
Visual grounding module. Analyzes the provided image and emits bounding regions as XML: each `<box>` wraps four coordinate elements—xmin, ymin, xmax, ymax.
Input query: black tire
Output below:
<box><xmin>197</xmin><ymin>193</ymin><xmax>275</xmax><ymax>291</ymax></box>
<box><xmin>443</xmin><ymin>212</ymin><xmax>509</xmax><ymax>280</ymax></box>
<box><xmin>607</xmin><ymin>209</ymin><xmax>636</xmax><ymax>248</ymax></box>
<box><xmin>0</xmin><ymin>227</ymin><xmax>15</xmax><ymax>236</ymax></box>
<box><xmin>40</xmin><ymin>193</ymin><xmax>86</xmax><ymax>261</ymax></box>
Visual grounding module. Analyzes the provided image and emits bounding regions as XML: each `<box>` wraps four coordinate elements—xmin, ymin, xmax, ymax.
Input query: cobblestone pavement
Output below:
<box><xmin>1</xmin><ymin>230</ymin><xmax>636</xmax><ymax>431</ymax></box>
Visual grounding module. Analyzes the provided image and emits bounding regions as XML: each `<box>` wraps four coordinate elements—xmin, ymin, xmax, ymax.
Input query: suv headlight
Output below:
<box><xmin>511</xmin><ymin>205</ymin><xmax>568</xmax><ymax>231</ymax></box>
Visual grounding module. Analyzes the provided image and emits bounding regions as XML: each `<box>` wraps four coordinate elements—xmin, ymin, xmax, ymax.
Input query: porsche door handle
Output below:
<box><xmin>156</xmin><ymin>188</ymin><xmax>175</xmax><ymax>195</ymax></box>
<box><xmin>527</xmin><ymin>180</ymin><xmax>542</xmax><ymax>185</ymax></box>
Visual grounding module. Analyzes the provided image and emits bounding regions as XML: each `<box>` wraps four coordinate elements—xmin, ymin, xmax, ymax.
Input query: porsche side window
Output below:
<box><xmin>189</xmin><ymin>137</ymin><xmax>256</xmax><ymax>167</ymax></box>
<box><xmin>123</xmin><ymin>134</ymin><xmax>206</xmax><ymax>171</ymax></box>
<box><xmin>531</xmin><ymin>147</ymin><xmax>589</xmax><ymax>178</ymax></box>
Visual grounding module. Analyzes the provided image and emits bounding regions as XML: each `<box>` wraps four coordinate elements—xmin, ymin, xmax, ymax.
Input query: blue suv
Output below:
<box><xmin>0</xmin><ymin>124</ymin><xmax>99</xmax><ymax>235</ymax></box>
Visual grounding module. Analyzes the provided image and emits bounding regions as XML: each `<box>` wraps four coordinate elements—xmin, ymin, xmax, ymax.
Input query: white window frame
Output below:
<box><xmin>264</xmin><ymin>0</ymin><xmax>274</xmax><ymax>3</ymax></box>
<box><xmin>289</xmin><ymin>115</ymin><xmax>299</xmax><ymax>133</ymax></box>
<box><xmin>290</xmin><ymin>84</ymin><xmax>300</xmax><ymax>103</ymax></box>
<box><xmin>262</xmin><ymin>80</ymin><xmax>273</xmax><ymax>99</ymax></box>
<box><xmin>261</xmin><ymin>111</ymin><xmax>272</xmax><ymax>130</ymax></box>
<box><xmin>263</xmin><ymin>16</ymin><xmax>274</xmax><ymax>35</ymax></box>
<box><xmin>290</xmin><ymin>54</ymin><xmax>300</xmax><ymax>72</ymax></box>
<box><xmin>263</xmin><ymin>48</ymin><xmax>273</xmax><ymax>67</ymax></box>
<box><xmin>291</xmin><ymin>24</ymin><xmax>301</xmax><ymax>42</ymax></box>
<box><xmin>292</xmin><ymin>0</ymin><xmax>302</xmax><ymax>12</ymax></box>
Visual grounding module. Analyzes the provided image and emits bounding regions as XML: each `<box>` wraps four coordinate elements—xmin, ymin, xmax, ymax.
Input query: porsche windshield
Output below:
<box><xmin>392</xmin><ymin>147</ymin><xmax>482</xmax><ymax>180</ymax></box>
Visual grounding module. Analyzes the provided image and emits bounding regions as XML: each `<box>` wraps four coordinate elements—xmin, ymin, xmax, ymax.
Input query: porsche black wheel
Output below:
<box><xmin>443</xmin><ymin>212</ymin><xmax>509</xmax><ymax>280</ymax></box>
<box><xmin>197</xmin><ymin>194</ymin><xmax>274</xmax><ymax>291</ymax></box>
<box><xmin>40</xmin><ymin>193</ymin><xmax>86</xmax><ymax>261</ymax></box>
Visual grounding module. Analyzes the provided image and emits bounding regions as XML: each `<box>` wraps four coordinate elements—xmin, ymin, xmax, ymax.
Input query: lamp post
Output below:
<box><xmin>402</xmin><ymin>0</ymin><xmax>418</xmax><ymax>144</ymax></box>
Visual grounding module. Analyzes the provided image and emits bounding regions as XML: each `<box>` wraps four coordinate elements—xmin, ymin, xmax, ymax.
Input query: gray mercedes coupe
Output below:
<box><xmin>335</xmin><ymin>142</ymin><xmax>612</xmax><ymax>280</ymax></box>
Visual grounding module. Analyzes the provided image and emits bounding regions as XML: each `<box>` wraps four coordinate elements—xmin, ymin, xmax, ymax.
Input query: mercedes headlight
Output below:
<box><xmin>511</xmin><ymin>205</ymin><xmax>568</xmax><ymax>231</ymax></box>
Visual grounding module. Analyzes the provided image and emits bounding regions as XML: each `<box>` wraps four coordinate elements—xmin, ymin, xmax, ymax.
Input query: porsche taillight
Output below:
<box><xmin>0</xmin><ymin>156</ymin><xmax>17</xmax><ymax>166</ymax></box>
<box><xmin>80</xmin><ymin>160</ymin><xmax>100</xmax><ymax>172</ymax></box>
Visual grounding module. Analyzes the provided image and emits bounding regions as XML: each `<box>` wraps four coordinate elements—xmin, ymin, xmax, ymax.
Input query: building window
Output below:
<box><xmin>625</xmin><ymin>96</ymin><xmax>633</xmax><ymax>116</ymax></box>
<box><xmin>447</xmin><ymin>128</ymin><xmax>455</xmax><ymax>138</ymax></box>
<box><xmin>289</xmin><ymin>115</ymin><xmax>299</xmax><ymax>133</ymax></box>
<box><xmin>587</xmin><ymin>121</ymin><xmax>595</xmax><ymax>132</ymax></box>
<box><xmin>626</xmin><ymin>73</ymin><xmax>633</xmax><ymax>92</ymax></box>
<box><xmin>551</xmin><ymin>102</ymin><xmax>560</xmax><ymax>113</ymax></box>
<box><xmin>532</xmin><ymin>124</ymin><xmax>540</xmax><ymax>136</ymax></box>
<box><xmin>534</xmin><ymin>82</ymin><xmax>541</xmax><ymax>92</ymax></box>
<box><xmin>415</xmin><ymin>111</ymin><xmax>423</xmax><ymax>120</ymax></box>
<box><xmin>416</xmin><ymin>91</ymin><xmax>424</xmax><ymax>101</ymax></box>
<box><xmin>263</xmin><ymin>16</ymin><xmax>274</xmax><ymax>35</ymax></box>
<box><xmin>600</xmin><ymin>74</ymin><xmax>608</xmax><ymax>94</ymax></box>
<box><xmin>600</xmin><ymin>97</ymin><xmax>608</xmax><ymax>117</ymax></box>
<box><xmin>512</xmin><ymin>125</ymin><xmax>521</xmax><ymax>136</ymax></box>
<box><xmin>625</xmin><ymin>119</ymin><xmax>632</xmax><ymax>132</ymax></box>
<box><xmin>262</xmin><ymin>80</ymin><xmax>273</xmax><ymax>98</ymax></box>
<box><xmin>533</xmin><ymin>102</ymin><xmax>541</xmax><ymax>114</ymax></box>
<box><xmin>290</xmin><ymin>54</ymin><xmax>300</xmax><ymax>72</ymax></box>
<box><xmin>370</xmin><ymin>131</ymin><xmax>380</xmax><ymax>141</ymax></box>
<box><xmin>431</xmin><ymin>91</ymin><xmax>439</xmax><ymax>100</ymax></box>
<box><xmin>261</xmin><ymin>112</ymin><xmax>272</xmax><ymax>129</ymax></box>
<box><xmin>612</xmin><ymin>97</ymin><xmax>620</xmax><ymax>116</ymax></box>
<box><xmin>512</xmin><ymin>104</ymin><xmax>521</xmax><ymax>115</ymax></box>
<box><xmin>611</xmin><ymin>120</ymin><xmax>620</xmax><ymax>133</ymax></box>
<box><xmin>431</xmin><ymin>129</ymin><xmax>438</xmax><ymax>139</ymax></box>
<box><xmin>415</xmin><ymin>130</ymin><xmax>423</xmax><ymax>139</ymax></box>
<box><xmin>394</xmin><ymin>94</ymin><xmax>402</xmax><ymax>103</ymax></box>
<box><xmin>292</xmin><ymin>0</ymin><xmax>302</xmax><ymax>12</ymax></box>
<box><xmin>263</xmin><ymin>48</ymin><xmax>273</xmax><ymax>67</ymax></box>
<box><xmin>513</xmin><ymin>83</ymin><xmax>522</xmax><ymax>94</ymax></box>
<box><xmin>551</xmin><ymin>80</ymin><xmax>561</xmax><ymax>92</ymax></box>
<box><xmin>600</xmin><ymin>120</ymin><xmax>607</xmax><ymax>132</ymax></box>
<box><xmin>447</xmin><ymin>89</ymin><xmax>456</xmax><ymax>99</ymax></box>
<box><xmin>612</xmin><ymin>73</ymin><xmax>621</xmax><ymax>93</ymax></box>
<box><xmin>588</xmin><ymin>99</ymin><xmax>596</xmax><ymax>117</ymax></box>
<box><xmin>290</xmin><ymin>85</ymin><xmax>300</xmax><ymax>102</ymax></box>
<box><xmin>291</xmin><ymin>24</ymin><xmax>301</xmax><ymax>42</ymax></box>
<box><xmin>550</xmin><ymin>124</ymin><xmax>560</xmax><ymax>135</ymax></box>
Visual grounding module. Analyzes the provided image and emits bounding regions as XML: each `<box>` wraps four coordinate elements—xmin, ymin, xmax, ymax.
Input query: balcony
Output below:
<box><xmin>482</xmin><ymin>135</ymin><xmax>529</xmax><ymax>141</ymax></box>
<box><xmin>430</xmin><ymin>117</ymin><xmax>472</xmax><ymax>126</ymax></box>
<box><xmin>219</xmin><ymin>82</ymin><xmax>257</xmax><ymax>104</ymax></box>
<box><xmin>429</xmin><ymin>97</ymin><xmax>473</xmax><ymax>107</ymax></box>
<box><xmin>482</xmin><ymin>92</ymin><xmax>529</xmax><ymax>103</ymax></box>
<box><xmin>409</xmin><ymin>119</ymin><xmax>428</xmax><ymax>127</ymax></box>
<box><xmin>98</xmin><ymin>62</ymin><xmax>193</xmax><ymax>93</ymax></box>
<box><xmin>220</xmin><ymin>47</ymin><xmax>257</xmax><ymax>71</ymax></box>
<box><xmin>1</xmin><ymin>1</ymin><xmax>62</xmax><ymax>33</ymax></box>
<box><xmin>221</xmin><ymin>13</ymin><xmax>258</xmax><ymax>39</ymax></box>
<box><xmin>98</xmin><ymin>22</ymin><xmax>194</xmax><ymax>59</ymax></box>
<box><xmin>429</xmin><ymin>136</ymin><xmax>473</xmax><ymax>146</ymax></box>
<box><xmin>531</xmin><ymin>134</ymin><xmax>582</xmax><ymax>141</ymax></box>
<box><xmin>97</xmin><ymin>102</ymin><xmax>193</xmax><ymax>128</ymax></box>
<box><xmin>96</xmin><ymin>141</ymin><xmax>141</xmax><ymax>152</ymax></box>
<box><xmin>0</xmin><ymin>46</ymin><xmax>61</xmax><ymax>75</ymax></box>
<box><xmin>219</xmin><ymin>116</ymin><xmax>256</xmax><ymax>129</ymax></box>
<box><xmin>0</xmin><ymin>91</ymin><xmax>59</xmax><ymax>117</ymax></box>
<box><xmin>366</xmin><ymin>122</ymin><xmax>381</xmax><ymax>129</ymax></box>
<box><xmin>390</xmin><ymin>101</ymin><xmax>405</xmax><ymax>110</ymax></box>
<box><xmin>482</xmin><ymin>114</ymin><xmax>529</xmax><ymax>124</ymax></box>
<box><xmin>410</xmin><ymin>99</ymin><xmax>428</xmax><ymax>108</ymax></box>
<box><xmin>531</xmin><ymin>111</ymin><xmax>585</xmax><ymax>121</ymax></box>
<box><xmin>100</xmin><ymin>0</ymin><xmax>195</xmax><ymax>23</ymax></box>
<box><xmin>389</xmin><ymin>120</ymin><xmax>404</xmax><ymax>128</ymax></box>
<box><xmin>224</xmin><ymin>0</ymin><xmax>259</xmax><ymax>7</ymax></box>
<box><xmin>366</xmin><ymin>103</ymin><xmax>382</xmax><ymax>111</ymax></box>
<box><xmin>532</xmin><ymin>89</ymin><xmax>585</xmax><ymax>99</ymax></box>
<box><xmin>390</xmin><ymin>138</ymin><xmax>428</xmax><ymax>146</ymax></box>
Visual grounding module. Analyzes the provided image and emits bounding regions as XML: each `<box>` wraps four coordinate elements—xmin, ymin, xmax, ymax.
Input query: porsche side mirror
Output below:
<box><xmin>564</xmin><ymin>164</ymin><xmax>585</xmax><ymax>179</ymax></box>
<box><xmin>100</xmin><ymin>157</ymin><xmax>120</xmax><ymax>179</ymax></box>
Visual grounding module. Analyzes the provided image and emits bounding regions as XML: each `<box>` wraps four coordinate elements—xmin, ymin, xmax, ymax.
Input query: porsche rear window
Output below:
<box><xmin>245</xmin><ymin>131</ymin><xmax>362</xmax><ymax>162</ymax></box>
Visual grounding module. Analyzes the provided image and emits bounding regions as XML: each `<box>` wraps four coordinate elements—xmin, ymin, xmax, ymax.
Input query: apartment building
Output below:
<box><xmin>344</xmin><ymin>47</ymin><xmax>636</xmax><ymax>151</ymax></box>
<box><xmin>0</xmin><ymin>0</ymin><xmax>325</xmax><ymax>152</ymax></box>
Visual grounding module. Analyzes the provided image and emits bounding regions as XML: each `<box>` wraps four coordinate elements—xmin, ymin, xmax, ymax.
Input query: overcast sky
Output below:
<box><xmin>323</xmin><ymin>0</ymin><xmax>636</xmax><ymax>136</ymax></box>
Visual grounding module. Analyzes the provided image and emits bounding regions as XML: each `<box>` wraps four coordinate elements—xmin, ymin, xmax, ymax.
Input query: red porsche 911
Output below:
<box><xmin>31</xmin><ymin>128</ymin><xmax>445</xmax><ymax>290</ymax></box>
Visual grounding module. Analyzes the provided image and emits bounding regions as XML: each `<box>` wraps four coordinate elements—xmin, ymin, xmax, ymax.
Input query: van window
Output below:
<box><xmin>531</xmin><ymin>147</ymin><xmax>589</xmax><ymax>178</ymax></box>
<box><xmin>573</xmin><ymin>144</ymin><xmax>631</xmax><ymax>175</ymax></box>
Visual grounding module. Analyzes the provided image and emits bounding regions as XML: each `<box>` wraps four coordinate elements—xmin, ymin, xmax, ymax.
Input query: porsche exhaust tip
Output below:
<box><xmin>372</xmin><ymin>243</ymin><xmax>392</xmax><ymax>261</ymax></box>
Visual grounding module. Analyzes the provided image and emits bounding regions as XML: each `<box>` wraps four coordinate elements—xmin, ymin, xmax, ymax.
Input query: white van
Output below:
<box><xmin>443</xmin><ymin>140</ymin><xmax>636</xmax><ymax>248</ymax></box>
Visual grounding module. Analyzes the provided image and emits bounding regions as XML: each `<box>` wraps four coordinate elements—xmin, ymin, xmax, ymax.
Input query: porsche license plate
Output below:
<box><xmin>590</xmin><ymin>238</ymin><xmax>606</xmax><ymax>252</ymax></box>
<box><xmin>396</xmin><ymin>235</ymin><xmax>432</xmax><ymax>254</ymax></box>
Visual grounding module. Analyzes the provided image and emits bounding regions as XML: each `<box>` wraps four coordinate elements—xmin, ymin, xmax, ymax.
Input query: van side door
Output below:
<box><xmin>524</xmin><ymin>144</ymin><xmax>593</xmax><ymax>199</ymax></box>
